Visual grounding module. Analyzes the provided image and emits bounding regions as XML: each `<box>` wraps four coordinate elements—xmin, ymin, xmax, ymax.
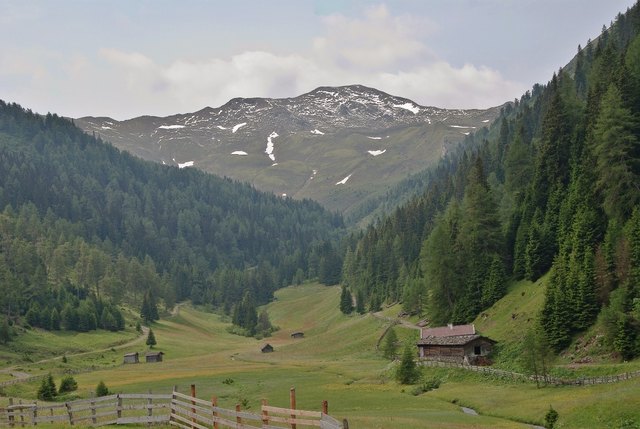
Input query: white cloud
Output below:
<box><xmin>2</xmin><ymin>3</ymin><xmax>526</xmax><ymax>119</ymax></box>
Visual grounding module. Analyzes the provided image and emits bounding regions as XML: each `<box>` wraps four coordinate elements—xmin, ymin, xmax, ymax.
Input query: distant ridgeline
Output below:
<box><xmin>0</xmin><ymin>101</ymin><xmax>344</xmax><ymax>334</ymax></box>
<box><xmin>342</xmin><ymin>4</ymin><xmax>640</xmax><ymax>358</ymax></box>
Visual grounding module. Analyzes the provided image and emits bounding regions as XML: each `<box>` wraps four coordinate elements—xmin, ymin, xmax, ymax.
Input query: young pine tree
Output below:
<box><xmin>382</xmin><ymin>328</ymin><xmax>399</xmax><ymax>360</ymax></box>
<box><xmin>95</xmin><ymin>381</ymin><xmax>110</xmax><ymax>397</ymax></box>
<box><xmin>146</xmin><ymin>329</ymin><xmax>157</xmax><ymax>348</ymax></box>
<box><xmin>396</xmin><ymin>345</ymin><xmax>419</xmax><ymax>384</ymax></box>
<box><xmin>37</xmin><ymin>373</ymin><xmax>57</xmax><ymax>401</ymax></box>
<box><xmin>339</xmin><ymin>286</ymin><xmax>353</xmax><ymax>314</ymax></box>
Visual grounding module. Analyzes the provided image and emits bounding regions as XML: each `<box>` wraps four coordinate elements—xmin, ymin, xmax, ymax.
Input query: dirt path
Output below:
<box><xmin>0</xmin><ymin>325</ymin><xmax>149</xmax><ymax>385</ymax></box>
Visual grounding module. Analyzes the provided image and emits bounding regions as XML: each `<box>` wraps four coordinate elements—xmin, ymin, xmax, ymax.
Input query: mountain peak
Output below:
<box><xmin>75</xmin><ymin>84</ymin><xmax>501</xmax><ymax>212</ymax></box>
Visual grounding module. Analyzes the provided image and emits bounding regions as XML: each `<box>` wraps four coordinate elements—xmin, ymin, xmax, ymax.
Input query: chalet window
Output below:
<box><xmin>474</xmin><ymin>346</ymin><xmax>481</xmax><ymax>355</ymax></box>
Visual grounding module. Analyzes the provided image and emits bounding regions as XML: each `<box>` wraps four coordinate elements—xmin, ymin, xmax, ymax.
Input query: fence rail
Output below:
<box><xmin>0</xmin><ymin>386</ymin><xmax>347</xmax><ymax>429</ymax></box>
<box><xmin>420</xmin><ymin>359</ymin><xmax>640</xmax><ymax>386</ymax></box>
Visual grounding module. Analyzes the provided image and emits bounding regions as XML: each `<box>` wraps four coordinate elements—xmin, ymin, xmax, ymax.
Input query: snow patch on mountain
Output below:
<box><xmin>367</xmin><ymin>136</ymin><xmax>382</xmax><ymax>140</ymax></box>
<box><xmin>311</xmin><ymin>129</ymin><xmax>325</xmax><ymax>135</ymax></box>
<box><xmin>101</xmin><ymin>126</ymin><xmax>112</xmax><ymax>130</ymax></box>
<box><xmin>217</xmin><ymin>125</ymin><xmax>228</xmax><ymax>130</ymax></box>
<box><xmin>449</xmin><ymin>125</ymin><xmax>476</xmax><ymax>129</ymax></box>
<box><xmin>231</xmin><ymin>151</ymin><xmax>248</xmax><ymax>156</ymax></box>
<box><xmin>232</xmin><ymin>123</ymin><xmax>247</xmax><ymax>133</ymax></box>
<box><xmin>393</xmin><ymin>102</ymin><xmax>420</xmax><ymax>114</ymax></box>
<box><xmin>482</xmin><ymin>119</ymin><xmax>490</xmax><ymax>123</ymax></box>
<box><xmin>368</xmin><ymin>149</ymin><xmax>387</xmax><ymax>156</ymax></box>
<box><xmin>159</xmin><ymin>125</ymin><xmax>185</xmax><ymax>129</ymax></box>
<box><xmin>265</xmin><ymin>131</ymin><xmax>278</xmax><ymax>162</ymax></box>
<box><xmin>336</xmin><ymin>174</ymin><xmax>352</xmax><ymax>185</ymax></box>
<box><xmin>178</xmin><ymin>161</ymin><xmax>194</xmax><ymax>168</ymax></box>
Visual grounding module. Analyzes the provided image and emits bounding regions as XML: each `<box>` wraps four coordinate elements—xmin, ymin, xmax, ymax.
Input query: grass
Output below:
<box><xmin>2</xmin><ymin>282</ymin><xmax>639</xmax><ymax>428</ymax></box>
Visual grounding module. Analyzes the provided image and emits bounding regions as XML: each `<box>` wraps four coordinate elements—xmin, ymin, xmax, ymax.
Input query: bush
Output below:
<box><xmin>409</xmin><ymin>377</ymin><xmax>441</xmax><ymax>396</ymax></box>
<box><xmin>58</xmin><ymin>375</ymin><xmax>78</xmax><ymax>393</ymax></box>
<box><xmin>545</xmin><ymin>406</ymin><xmax>559</xmax><ymax>429</ymax></box>
<box><xmin>96</xmin><ymin>380</ymin><xmax>110</xmax><ymax>397</ymax></box>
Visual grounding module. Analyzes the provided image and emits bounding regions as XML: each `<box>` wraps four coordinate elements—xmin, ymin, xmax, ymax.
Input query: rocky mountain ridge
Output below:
<box><xmin>76</xmin><ymin>85</ymin><xmax>501</xmax><ymax>215</ymax></box>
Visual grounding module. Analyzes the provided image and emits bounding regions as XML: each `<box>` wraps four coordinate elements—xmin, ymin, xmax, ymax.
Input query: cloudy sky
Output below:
<box><xmin>0</xmin><ymin>0</ymin><xmax>635</xmax><ymax>119</ymax></box>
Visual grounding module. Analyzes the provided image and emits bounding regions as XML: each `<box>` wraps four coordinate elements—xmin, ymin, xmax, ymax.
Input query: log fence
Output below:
<box><xmin>420</xmin><ymin>359</ymin><xmax>640</xmax><ymax>386</ymax></box>
<box><xmin>0</xmin><ymin>385</ymin><xmax>347</xmax><ymax>429</ymax></box>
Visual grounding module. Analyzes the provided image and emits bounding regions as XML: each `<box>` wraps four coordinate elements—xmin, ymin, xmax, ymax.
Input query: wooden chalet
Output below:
<box><xmin>145</xmin><ymin>351</ymin><xmax>164</xmax><ymax>363</ymax></box>
<box><xmin>291</xmin><ymin>331</ymin><xmax>304</xmax><ymax>339</ymax></box>
<box><xmin>417</xmin><ymin>324</ymin><xmax>496</xmax><ymax>365</ymax></box>
<box><xmin>123</xmin><ymin>352</ymin><xmax>139</xmax><ymax>364</ymax></box>
<box><xmin>261</xmin><ymin>344</ymin><xmax>274</xmax><ymax>353</ymax></box>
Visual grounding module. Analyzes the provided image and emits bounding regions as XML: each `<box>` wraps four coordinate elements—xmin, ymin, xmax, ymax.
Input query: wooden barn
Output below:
<box><xmin>145</xmin><ymin>351</ymin><xmax>164</xmax><ymax>363</ymax></box>
<box><xmin>417</xmin><ymin>324</ymin><xmax>496</xmax><ymax>365</ymax></box>
<box><xmin>261</xmin><ymin>344</ymin><xmax>274</xmax><ymax>353</ymax></box>
<box><xmin>291</xmin><ymin>331</ymin><xmax>304</xmax><ymax>339</ymax></box>
<box><xmin>123</xmin><ymin>352</ymin><xmax>139</xmax><ymax>364</ymax></box>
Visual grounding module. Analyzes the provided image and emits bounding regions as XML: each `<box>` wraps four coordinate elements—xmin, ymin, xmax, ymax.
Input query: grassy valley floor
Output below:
<box><xmin>1</xmin><ymin>283</ymin><xmax>639</xmax><ymax>428</ymax></box>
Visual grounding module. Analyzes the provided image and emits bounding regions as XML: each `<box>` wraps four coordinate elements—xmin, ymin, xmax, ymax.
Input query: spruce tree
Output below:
<box><xmin>339</xmin><ymin>286</ymin><xmax>353</xmax><ymax>314</ymax></box>
<box><xmin>37</xmin><ymin>373</ymin><xmax>57</xmax><ymax>401</ymax></box>
<box><xmin>146</xmin><ymin>329</ymin><xmax>157</xmax><ymax>348</ymax></box>
<box><xmin>0</xmin><ymin>318</ymin><xmax>11</xmax><ymax>344</ymax></box>
<box><xmin>592</xmin><ymin>85</ymin><xmax>640</xmax><ymax>222</ymax></box>
<box><xmin>96</xmin><ymin>380</ymin><xmax>110</xmax><ymax>397</ymax></box>
<box><xmin>355</xmin><ymin>289</ymin><xmax>365</xmax><ymax>314</ymax></box>
<box><xmin>396</xmin><ymin>345</ymin><xmax>419</xmax><ymax>384</ymax></box>
<box><xmin>382</xmin><ymin>328</ymin><xmax>399</xmax><ymax>360</ymax></box>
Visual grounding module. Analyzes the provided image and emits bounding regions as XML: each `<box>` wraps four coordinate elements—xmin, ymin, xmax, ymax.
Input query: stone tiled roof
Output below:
<box><xmin>417</xmin><ymin>334</ymin><xmax>482</xmax><ymax>346</ymax></box>
<box><xmin>421</xmin><ymin>324</ymin><xmax>475</xmax><ymax>338</ymax></box>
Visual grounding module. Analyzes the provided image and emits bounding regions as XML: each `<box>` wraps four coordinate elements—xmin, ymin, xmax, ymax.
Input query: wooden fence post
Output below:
<box><xmin>322</xmin><ymin>400</ymin><xmax>328</xmax><ymax>415</ymax></box>
<box><xmin>170</xmin><ymin>386</ymin><xmax>177</xmax><ymax>426</ymax></box>
<box><xmin>147</xmin><ymin>389</ymin><xmax>153</xmax><ymax>424</ymax></box>
<box><xmin>8</xmin><ymin>398</ymin><xmax>14</xmax><ymax>428</ymax></box>
<box><xmin>18</xmin><ymin>400</ymin><xmax>24</xmax><ymax>427</ymax></box>
<box><xmin>290</xmin><ymin>387</ymin><xmax>296</xmax><ymax>429</ymax></box>
<box><xmin>117</xmin><ymin>394</ymin><xmax>123</xmax><ymax>420</ymax></box>
<box><xmin>31</xmin><ymin>402</ymin><xmax>37</xmax><ymax>426</ymax></box>
<box><xmin>212</xmin><ymin>396</ymin><xmax>219</xmax><ymax>429</ymax></box>
<box><xmin>235</xmin><ymin>404</ymin><xmax>242</xmax><ymax>428</ymax></box>
<box><xmin>261</xmin><ymin>399</ymin><xmax>269</xmax><ymax>428</ymax></box>
<box><xmin>190</xmin><ymin>384</ymin><xmax>197</xmax><ymax>429</ymax></box>
<box><xmin>65</xmin><ymin>402</ymin><xmax>73</xmax><ymax>426</ymax></box>
<box><xmin>91</xmin><ymin>399</ymin><xmax>97</xmax><ymax>424</ymax></box>
<box><xmin>342</xmin><ymin>418</ymin><xmax>349</xmax><ymax>429</ymax></box>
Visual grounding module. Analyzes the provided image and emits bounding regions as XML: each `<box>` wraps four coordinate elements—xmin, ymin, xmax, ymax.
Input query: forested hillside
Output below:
<box><xmin>342</xmin><ymin>4</ymin><xmax>640</xmax><ymax>358</ymax></box>
<box><xmin>0</xmin><ymin>102</ymin><xmax>343</xmax><ymax>334</ymax></box>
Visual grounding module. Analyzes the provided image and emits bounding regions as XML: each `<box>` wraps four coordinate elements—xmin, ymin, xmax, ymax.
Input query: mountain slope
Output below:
<box><xmin>0</xmin><ymin>101</ymin><xmax>343</xmax><ymax>321</ymax></box>
<box><xmin>76</xmin><ymin>85</ymin><xmax>501</xmax><ymax>216</ymax></box>
<box><xmin>342</xmin><ymin>5</ymin><xmax>640</xmax><ymax>358</ymax></box>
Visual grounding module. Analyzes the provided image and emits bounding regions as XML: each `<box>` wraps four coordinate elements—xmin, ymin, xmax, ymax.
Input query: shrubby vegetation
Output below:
<box><xmin>343</xmin><ymin>5</ymin><xmax>640</xmax><ymax>358</ymax></box>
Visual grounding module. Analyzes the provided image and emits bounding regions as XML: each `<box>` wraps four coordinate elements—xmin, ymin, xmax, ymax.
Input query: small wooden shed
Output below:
<box><xmin>123</xmin><ymin>352</ymin><xmax>139</xmax><ymax>364</ymax></box>
<box><xmin>291</xmin><ymin>331</ymin><xmax>304</xmax><ymax>339</ymax></box>
<box><xmin>145</xmin><ymin>351</ymin><xmax>164</xmax><ymax>363</ymax></box>
<box><xmin>261</xmin><ymin>344</ymin><xmax>274</xmax><ymax>353</ymax></box>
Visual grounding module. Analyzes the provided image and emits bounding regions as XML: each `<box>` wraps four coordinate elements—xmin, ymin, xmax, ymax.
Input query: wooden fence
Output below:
<box><xmin>420</xmin><ymin>359</ymin><xmax>640</xmax><ymax>386</ymax></box>
<box><xmin>0</xmin><ymin>386</ymin><xmax>347</xmax><ymax>429</ymax></box>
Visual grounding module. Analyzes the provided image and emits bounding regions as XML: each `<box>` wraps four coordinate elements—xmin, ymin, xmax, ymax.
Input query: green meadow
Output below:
<box><xmin>2</xmin><ymin>283</ymin><xmax>639</xmax><ymax>428</ymax></box>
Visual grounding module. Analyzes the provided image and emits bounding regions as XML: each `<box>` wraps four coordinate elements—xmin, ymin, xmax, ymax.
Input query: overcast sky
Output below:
<box><xmin>0</xmin><ymin>0</ymin><xmax>636</xmax><ymax>119</ymax></box>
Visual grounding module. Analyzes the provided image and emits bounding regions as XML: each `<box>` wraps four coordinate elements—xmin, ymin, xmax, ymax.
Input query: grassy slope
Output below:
<box><xmin>2</xmin><ymin>283</ymin><xmax>639</xmax><ymax>428</ymax></box>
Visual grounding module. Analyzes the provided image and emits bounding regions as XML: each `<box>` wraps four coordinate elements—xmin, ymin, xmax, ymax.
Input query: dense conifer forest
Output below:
<box><xmin>342</xmin><ymin>4</ymin><xmax>640</xmax><ymax>358</ymax></box>
<box><xmin>0</xmin><ymin>102</ymin><xmax>344</xmax><ymax>334</ymax></box>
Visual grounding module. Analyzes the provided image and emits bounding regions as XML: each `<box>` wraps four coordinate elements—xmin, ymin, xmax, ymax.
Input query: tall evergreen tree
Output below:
<box><xmin>339</xmin><ymin>286</ymin><xmax>353</xmax><ymax>315</ymax></box>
